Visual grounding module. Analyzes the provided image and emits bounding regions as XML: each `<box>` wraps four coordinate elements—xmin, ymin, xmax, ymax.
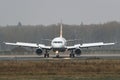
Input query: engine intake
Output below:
<box><xmin>75</xmin><ymin>48</ymin><xmax>81</xmax><ymax>55</ymax></box>
<box><xmin>36</xmin><ymin>48</ymin><xmax>43</xmax><ymax>55</ymax></box>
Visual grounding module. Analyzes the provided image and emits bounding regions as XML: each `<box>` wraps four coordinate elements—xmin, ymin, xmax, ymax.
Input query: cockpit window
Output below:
<box><xmin>53</xmin><ymin>41</ymin><xmax>63</xmax><ymax>43</ymax></box>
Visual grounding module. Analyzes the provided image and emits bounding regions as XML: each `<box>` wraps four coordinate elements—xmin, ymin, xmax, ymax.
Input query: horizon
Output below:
<box><xmin>0</xmin><ymin>20</ymin><xmax>119</xmax><ymax>27</ymax></box>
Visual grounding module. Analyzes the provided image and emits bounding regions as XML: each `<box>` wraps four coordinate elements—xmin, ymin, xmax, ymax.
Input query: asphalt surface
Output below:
<box><xmin>0</xmin><ymin>53</ymin><xmax>120</xmax><ymax>60</ymax></box>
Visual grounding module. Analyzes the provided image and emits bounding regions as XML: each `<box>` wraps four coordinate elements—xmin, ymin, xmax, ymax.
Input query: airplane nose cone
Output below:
<box><xmin>52</xmin><ymin>44</ymin><xmax>64</xmax><ymax>48</ymax></box>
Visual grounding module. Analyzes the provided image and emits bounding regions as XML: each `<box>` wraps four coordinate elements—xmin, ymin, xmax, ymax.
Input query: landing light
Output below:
<box><xmin>55</xmin><ymin>51</ymin><xmax>59</xmax><ymax>54</ymax></box>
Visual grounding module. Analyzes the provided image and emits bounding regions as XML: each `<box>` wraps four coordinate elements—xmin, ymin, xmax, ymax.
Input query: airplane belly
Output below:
<box><xmin>52</xmin><ymin>47</ymin><xmax>66</xmax><ymax>52</ymax></box>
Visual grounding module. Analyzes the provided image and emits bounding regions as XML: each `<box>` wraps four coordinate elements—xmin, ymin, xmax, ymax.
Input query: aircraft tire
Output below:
<box><xmin>73</xmin><ymin>54</ymin><xmax>75</xmax><ymax>58</ymax></box>
<box><xmin>56</xmin><ymin>55</ymin><xmax>59</xmax><ymax>58</ymax></box>
<box><xmin>47</xmin><ymin>54</ymin><xmax>49</xmax><ymax>58</ymax></box>
<box><xmin>44</xmin><ymin>54</ymin><xmax>47</xmax><ymax>58</ymax></box>
<box><xmin>70</xmin><ymin>54</ymin><xmax>75</xmax><ymax>58</ymax></box>
<box><xmin>70</xmin><ymin>54</ymin><xmax>72</xmax><ymax>58</ymax></box>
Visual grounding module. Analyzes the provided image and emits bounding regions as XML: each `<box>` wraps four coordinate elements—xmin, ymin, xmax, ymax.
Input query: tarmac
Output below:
<box><xmin>0</xmin><ymin>53</ymin><xmax>120</xmax><ymax>60</ymax></box>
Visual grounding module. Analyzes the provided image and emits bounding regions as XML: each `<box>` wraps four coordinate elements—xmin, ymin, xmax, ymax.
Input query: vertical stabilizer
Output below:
<box><xmin>60</xmin><ymin>22</ymin><xmax>63</xmax><ymax>38</ymax></box>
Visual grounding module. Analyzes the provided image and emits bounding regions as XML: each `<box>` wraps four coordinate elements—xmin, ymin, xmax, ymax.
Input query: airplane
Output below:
<box><xmin>5</xmin><ymin>23</ymin><xmax>115</xmax><ymax>58</ymax></box>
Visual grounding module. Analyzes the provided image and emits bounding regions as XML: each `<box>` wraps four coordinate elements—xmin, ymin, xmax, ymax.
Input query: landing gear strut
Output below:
<box><xmin>55</xmin><ymin>51</ymin><xmax>60</xmax><ymax>58</ymax></box>
<box><xmin>44</xmin><ymin>53</ymin><xmax>49</xmax><ymax>58</ymax></box>
<box><xmin>44</xmin><ymin>50</ymin><xmax>49</xmax><ymax>58</ymax></box>
<box><xmin>70</xmin><ymin>54</ymin><xmax>75</xmax><ymax>58</ymax></box>
<box><xmin>56</xmin><ymin>54</ymin><xmax>59</xmax><ymax>58</ymax></box>
<box><xmin>70</xmin><ymin>50</ymin><xmax>75</xmax><ymax>58</ymax></box>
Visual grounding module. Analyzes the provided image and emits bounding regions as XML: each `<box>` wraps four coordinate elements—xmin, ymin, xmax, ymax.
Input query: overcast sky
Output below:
<box><xmin>0</xmin><ymin>0</ymin><xmax>120</xmax><ymax>26</ymax></box>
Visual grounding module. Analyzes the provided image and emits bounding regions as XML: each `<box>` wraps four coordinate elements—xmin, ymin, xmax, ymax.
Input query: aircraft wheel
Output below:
<box><xmin>44</xmin><ymin>54</ymin><xmax>49</xmax><ymax>58</ymax></box>
<box><xmin>56</xmin><ymin>55</ymin><xmax>59</xmax><ymax>58</ymax></box>
<box><xmin>70</xmin><ymin>54</ymin><xmax>72</xmax><ymax>58</ymax></box>
<box><xmin>70</xmin><ymin>54</ymin><xmax>75</xmax><ymax>58</ymax></box>
<box><xmin>44</xmin><ymin>54</ymin><xmax>47</xmax><ymax>58</ymax></box>
<box><xmin>73</xmin><ymin>54</ymin><xmax>75</xmax><ymax>58</ymax></box>
<box><xmin>47</xmin><ymin>54</ymin><xmax>49</xmax><ymax>58</ymax></box>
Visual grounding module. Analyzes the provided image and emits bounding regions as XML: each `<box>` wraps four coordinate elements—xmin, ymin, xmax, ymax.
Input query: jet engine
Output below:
<box><xmin>36</xmin><ymin>48</ymin><xmax>43</xmax><ymax>55</ymax></box>
<box><xmin>75</xmin><ymin>48</ymin><xmax>81</xmax><ymax>55</ymax></box>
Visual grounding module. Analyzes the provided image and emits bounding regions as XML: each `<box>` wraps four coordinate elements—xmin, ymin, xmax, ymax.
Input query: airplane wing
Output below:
<box><xmin>5</xmin><ymin>42</ymin><xmax>51</xmax><ymax>49</ymax></box>
<box><xmin>67</xmin><ymin>42</ymin><xmax>115</xmax><ymax>50</ymax></box>
<box><xmin>80</xmin><ymin>42</ymin><xmax>115</xmax><ymax>48</ymax></box>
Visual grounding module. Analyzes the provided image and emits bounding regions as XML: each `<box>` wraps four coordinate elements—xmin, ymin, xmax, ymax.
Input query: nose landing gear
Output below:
<box><xmin>55</xmin><ymin>51</ymin><xmax>60</xmax><ymax>58</ymax></box>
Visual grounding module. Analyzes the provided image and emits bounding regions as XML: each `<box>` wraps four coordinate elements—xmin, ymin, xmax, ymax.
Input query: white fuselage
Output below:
<box><xmin>51</xmin><ymin>37</ymin><xmax>67</xmax><ymax>52</ymax></box>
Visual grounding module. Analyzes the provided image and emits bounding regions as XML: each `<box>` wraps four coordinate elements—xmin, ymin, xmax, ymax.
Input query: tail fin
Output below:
<box><xmin>60</xmin><ymin>22</ymin><xmax>63</xmax><ymax>38</ymax></box>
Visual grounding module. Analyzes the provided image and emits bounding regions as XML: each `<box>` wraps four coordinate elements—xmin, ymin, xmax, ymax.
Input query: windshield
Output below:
<box><xmin>53</xmin><ymin>41</ymin><xmax>63</xmax><ymax>43</ymax></box>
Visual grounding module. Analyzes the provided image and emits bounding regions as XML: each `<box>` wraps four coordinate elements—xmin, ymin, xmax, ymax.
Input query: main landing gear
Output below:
<box><xmin>44</xmin><ymin>50</ymin><xmax>49</xmax><ymax>58</ymax></box>
<box><xmin>69</xmin><ymin>50</ymin><xmax>75</xmax><ymax>58</ymax></box>
<box><xmin>44</xmin><ymin>53</ymin><xmax>49</xmax><ymax>58</ymax></box>
<box><xmin>70</xmin><ymin>53</ymin><xmax>75</xmax><ymax>58</ymax></box>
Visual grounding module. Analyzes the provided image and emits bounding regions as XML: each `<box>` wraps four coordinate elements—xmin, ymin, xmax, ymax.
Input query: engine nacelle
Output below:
<box><xmin>75</xmin><ymin>48</ymin><xmax>81</xmax><ymax>55</ymax></box>
<box><xmin>36</xmin><ymin>48</ymin><xmax>43</xmax><ymax>55</ymax></box>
